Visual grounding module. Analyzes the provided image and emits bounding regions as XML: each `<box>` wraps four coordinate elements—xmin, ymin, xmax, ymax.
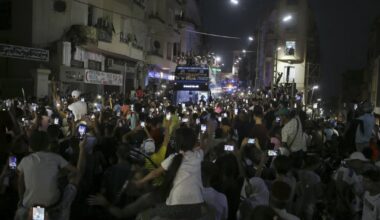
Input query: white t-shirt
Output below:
<box><xmin>68</xmin><ymin>101</ymin><xmax>87</xmax><ymax>121</ymax></box>
<box><xmin>18</xmin><ymin>152</ymin><xmax>69</xmax><ymax>207</ymax></box>
<box><xmin>362</xmin><ymin>191</ymin><xmax>380</xmax><ymax>220</ymax></box>
<box><xmin>273</xmin><ymin>208</ymin><xmax>300</xmax><ymax>220</ymax></box>
<box><xmin>161</xmin><ymin>148</ymin><xmax>204</xmax><ymax>205</ymax></box>
<box><xmin>281</xmin><ymin>116</ymin><xmax>306</xmax><ymax>152</ymax></box>
<box><xmin>202</xmin><ymin>187</ymin><xmax>228</xmax><ymax>220</ymax></box>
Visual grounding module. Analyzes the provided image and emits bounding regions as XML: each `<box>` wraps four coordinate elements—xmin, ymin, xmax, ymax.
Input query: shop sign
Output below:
<box><xmin>60</xmin><ymin>66</ymin><xmax>84</xmax><ymax>83</ymax></box>
<box><xmin>0</xmin><ymin>43</ymin><xmax>49</xmax><ymax>62</ymax></box>
<box><xmin>84</xmin><ymin>69</ymin><xmax>123</xmax><ymax>86</ymax></box>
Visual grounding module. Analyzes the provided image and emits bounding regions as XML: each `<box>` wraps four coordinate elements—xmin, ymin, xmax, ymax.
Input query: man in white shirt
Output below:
<box><xmin>68</xmin><ymin>90</ymin><xmax>87</xmax><ymax>122</ymax></box>
<box><xmin>362</xmin><ymin>169</ymin><xmax>380</xmax><ymax>220</ymax></box>
<box><xmin>278</xmin><ymin>109</ymin><xmax>306</xmax><ymax>153</ymax></box>
<box><xmin>201</xmin><ymin>161</ymin><xmax>228</xmax><ymax>220</ymax></box>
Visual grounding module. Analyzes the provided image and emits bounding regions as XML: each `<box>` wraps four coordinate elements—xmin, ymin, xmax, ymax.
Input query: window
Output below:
<box><xmin>285</xmin><ymin>41</ymin><xmax>296</xmax><ymax>56</ymax></box>
<box><xmin>283</xmin><ymin>66</ymin><xmax>295</xmax><ymax>83</ymax></box>
<box><xmin>167</xmin><ymin>42</ymin><xmax>173</xmax><ymax>60</ymax></box>
<box><xmin>173</xmin><ymin>42</ymin><xmax>180</xmax><ymax>57</ymax></box>
<box><xmin>71</xmin><ymin>59</ymin><xmax>84</xmax><ymax>68</ymax></box>
<box><xmin>88</xmin><ymin>60</ymin><xmax>102</xmax><ymax>71</ymax></box>
<box><xmin>88</xmin><ymin>5</ymin><xmax>94</xmax><ymax>26</ymax></box>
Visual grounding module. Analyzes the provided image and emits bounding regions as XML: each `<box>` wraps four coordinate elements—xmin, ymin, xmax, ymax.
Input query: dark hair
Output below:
<box><xmin>116</xmin><ymin>144</ymin><xmax>131</xmax><ymax>161</ymax></box>
<box><xmin>253</xmin><ymin>105</ymin><xmax>264</xmax><ymax>118</ymax></box>
<box><xmin>30</xmin><ymin>131</ymin><xmax>49</xmax><ymax>152</ymax></box>
<box><xmin>273</xmin><ymin>155</ymin><xmax>291</xmax><ymax>175</ymax></box>
<box><xmin>201</xmin><ymin>161</ymin><xmax>219</xmax><ymax>187</ymax></box>
<box><xmin>246</xmin><ymin>205</ymin><xmax>278</xmax><ymax>220</ymax></box>
<box><xmin>160</xmin><ymin>127</ymin><xmax>196</xmax><ymax>198</ymax></box>
<box><xmin>270</xmin><ymin>181</ymin><xmax>291</xmax><ymax>209</ymax></box>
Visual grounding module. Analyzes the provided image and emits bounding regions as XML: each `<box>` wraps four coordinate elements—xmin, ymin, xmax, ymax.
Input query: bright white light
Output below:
<box><xmin>312</xmin><ymin>85</ymin><xmax>319</xmax><ymax>90</ymax></box>
<box><xmin>283</xmin><ymin>15</ymin><xmax>293</xmax><ymax>22</ymax></box>
<box><xmin>242</xmin><ymin>49</ymin><xmax>246</xmax><ymax>53</ymax></box>
<box><xmin>317</xmin><ymin>98</ymin><xmax>322</xmax><ymax>102</ymax></box>
<box><xmin>277</xmin><ymin>47</ymin><xmax>282</xmax><ymax>51</ymax></box>
<box><xmin>238</xmin><ymin>57</ymin><xmax>242</xmax><ymax>60</ymax></box>
<box><xmin>230</xmin><ymin>0</ymin><xmax>239</xmax><ymax>5</ymax></box>
<box><xmin>216</xmin><ymin>56</ymin><xmax>221</xmax><ymax>62</ymax></box>
<box><xmin>248</xmin><ymin>36</ymin><xmax>254</xmax><ymax>41</ymax></box>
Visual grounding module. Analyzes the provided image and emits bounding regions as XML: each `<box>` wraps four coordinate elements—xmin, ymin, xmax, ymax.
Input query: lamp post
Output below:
<box><xmin>310</xmin><ymin>85</ymin><xmax>319</xmax><ymax>105</ymax></box>
<box><xmin>230</xmin><ymin>0</ymin><xmax>239</xmax><ymax>5</ymax></box>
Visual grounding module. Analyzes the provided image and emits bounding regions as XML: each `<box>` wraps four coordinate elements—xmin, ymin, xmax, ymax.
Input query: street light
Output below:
<box><xmin>216</xmin><ymin>56</ymin><xmax>221</xmax><ymax>62</ymax></box>
<box><xmin>282</xmin><ymin>15</ymin><xmax>293</xmax><ymax>22</ymax></box>
<box><xmin>248</xmin><ymin>36</ymin><xmax>254</xmax><ymax>41</ymax></box>
<box><xmin>242</xmin><ymin>49</ymin><xmax>246</xmax><ymax>53</ymax></box>
<box><xmin>312</xmin><ymin>85</ymin><xmax>319</xmax><ymax>90</ymax></box>
<box><xmin>230</xmin><ymin>0</ymin><xmax>239</xmax><ymax>5</ymax></box>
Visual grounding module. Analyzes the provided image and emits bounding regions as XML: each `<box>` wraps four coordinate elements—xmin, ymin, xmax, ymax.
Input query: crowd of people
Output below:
<box><xmin>0</xmin><ymin>85</ymin><xmax>380</xmax><ymax>220</ymax></box>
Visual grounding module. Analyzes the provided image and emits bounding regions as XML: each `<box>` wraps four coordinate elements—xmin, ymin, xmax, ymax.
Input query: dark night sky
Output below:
<box><xmin>199</xmin><ymin>0</ymin><xmax>380</xmax><ymax>97</ymax></box>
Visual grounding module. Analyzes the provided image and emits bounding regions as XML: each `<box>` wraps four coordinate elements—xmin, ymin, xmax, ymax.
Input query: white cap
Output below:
<box><xmin>71</xmin><ymin>90</ymin><xmax>81</xmax><ymax>99</ymax></box>
<box><xmin>347</xmin><ymin>152</ymin><xmax>369</xmax><ymax>162</ymax></box>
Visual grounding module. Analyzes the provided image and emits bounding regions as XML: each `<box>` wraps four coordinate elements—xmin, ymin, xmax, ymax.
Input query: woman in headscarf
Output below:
<box><xmin>238</xmin><ymin>177</ymin><xmax>269</xmax><ymax>220</ymax></box>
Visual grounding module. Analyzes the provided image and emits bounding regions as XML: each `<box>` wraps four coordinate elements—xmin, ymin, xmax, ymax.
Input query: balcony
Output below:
<box><xmin>148</xmin><ymin>12</ymin><xmax>166</xmax><ymax>24</ymax></box>
<box><xmin>64</xmin><ymin>25</ymin><xmax>98</xmax><ymax>47</ymax></box>
<box><xmin>175</xmin><ymin>15</ymin><xmax>198</xmax><ymax>29</ymax></box>
<box><xmin>147</xmin><ymin>50</ymin><xmax>163</xmax><ymax>58</ymax></box>
<box><xmin>97</xmin><ymin>29</ymin><xmax>112</xmax><ymax>43</ymax></box>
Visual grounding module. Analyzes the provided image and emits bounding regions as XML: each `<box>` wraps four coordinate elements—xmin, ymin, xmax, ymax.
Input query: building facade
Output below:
<box><xmin>0</xmin><ymin>0</ymin><xmax>201</xmax><ymax>97</ymax></box>
<box><xmin>252</xmin><ymin>0</ymin><xmax>320</xmax><ymax>102</ymax></box>
<box><xmin>368</xmin><ymin>16</ymin><xmax>380</xmax><ymax>110</ymax></box>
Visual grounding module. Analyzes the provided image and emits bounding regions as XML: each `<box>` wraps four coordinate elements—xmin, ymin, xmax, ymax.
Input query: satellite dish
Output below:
<box><xmin>54</xmin><ymin>0</ymin><xmax>67</xmax><ymax>12</ymax></box>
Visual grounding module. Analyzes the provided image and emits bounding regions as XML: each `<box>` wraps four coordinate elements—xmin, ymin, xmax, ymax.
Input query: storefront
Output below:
<box><xmin>59</xmin><ymin>66</ymin><xmax>123</xmax><ymax>96</ymax></box>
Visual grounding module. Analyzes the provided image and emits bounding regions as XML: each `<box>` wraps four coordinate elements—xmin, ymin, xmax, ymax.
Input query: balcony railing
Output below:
<box><xmin>147</xmin><ymin>50</ymin><xmax>163</xmax><ymax>58</ymax></box>
<box><xmin>175</xmin><ymin>15</ymin><xmax>198</xmax><ymax>28</ymax></box>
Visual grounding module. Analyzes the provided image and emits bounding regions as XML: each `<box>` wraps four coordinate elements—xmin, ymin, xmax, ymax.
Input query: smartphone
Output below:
<box><xmin>78</xmin><ymin>125</ymin><xmax>87</xmax><ymax>139</ymax></box>
<box><xmin>201</xmin><ymin>124</ymin><xmax>207</xmax><ymax>132</ymax></box>
<box><xmin>141</xmin><ymin>122</ymin><xmax>145</xmax><ymax>127</ymax></box>
<box><xmin>8</xmin><ymin>156</ymin><xmax>17</xmax><ymax>170</ymax></box>
<box><xmin>32</xmin><ymin>206</ymin><xmax>45</xmax><ymax>220</ymax></box>
<box><xmin>268</xmin><ymin>150</ymin><xmax>278</xmax><ymax>156</ymax></box>
<box><xmin>182</xmin><ymin>118</ymin><xmax>189</xmax><ymax>123</ymax></box>
<box><xmin>276</xmin><ymin>117</ymin><xmax>281</xmax><ymax>123</ymax></box>
<box><xmin>166</xmin><ymin>113</ymin><xmax>171</xmax><ymax>120</ymax></box>
<box><xmin>182</xmin><ymin>103</ymin><xmax>186</xmax><ymax>109</ymax></box>
<box><xmin>248</xmin><ymin>138</ymin><xmax>255</xmax><ymax>144</ymax></box>
<box><xmin>223</xmin><ymin>113</ymin><xmax>228</xmax><ymax>118</ymax></box>
<box><xmin>81</xmin><ymin>98</ymin><xmax>85</xmax><ymax>102</ymax></box>
<box><xmin>234</xmin><ymin>109</ymin><xmax>238</xmax><ymax>115</ymax></box>
<box><xmin>91</xmin><ymin>114</ymin><xmax>96</xmax><ymax>120</ymax></box>
<box><xmin>196</xmin><ymin>118</ymin><xmax>200</xmax><ymax>125</ymax></box>
<box><xmin>354</xmin><ymin>104</ymin><xmax>358</xmax><ymax>110</ymax></box>
<box><xmin>224</xmin><ymin>145</ymin><xmax>234</xmax><ymax>151</ymax></box>
<box><xmin>142</xmin><ymin>108</ymin><xmax>145</xmax><ymax>113</ymax></box>
<box><xmin>54</xmin><ymin>118</ymin><xmax>59</xmax><ymax>125</ymax></box>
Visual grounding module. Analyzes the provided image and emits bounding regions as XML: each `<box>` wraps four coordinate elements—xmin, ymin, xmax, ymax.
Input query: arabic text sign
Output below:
<box><xmin>0</xmin><ymin>43</ymin><xmax>49</xmax><ymax>62</ymax></box>
<box><xmin>85</xmin><ymin>69</ymin><xmax>123</xmax><ymax>86</ymax></box>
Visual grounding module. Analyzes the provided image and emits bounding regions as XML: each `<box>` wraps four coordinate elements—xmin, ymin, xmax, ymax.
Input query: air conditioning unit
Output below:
<box><xmin>106</xmin><ymin>58</ymin><xmax>114</xmax><ymax>67</ymax></box>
